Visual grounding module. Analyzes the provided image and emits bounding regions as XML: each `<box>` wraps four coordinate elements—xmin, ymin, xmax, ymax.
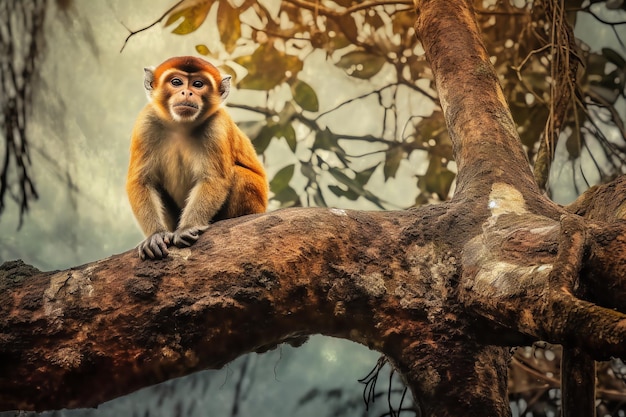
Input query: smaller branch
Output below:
<box><xmin>547</xmin><ymin>214</ymin><xmax>586</xmax><ymax>291</ymax></box>
<box><xmin>315</xmin><ymin>84</ymin><xmax>398</xmax><ymax>121</ymax></box>
<box><xmin>283</xmin><ymin>0</ymin><xmax>412</xmax><ymax>18</ymax></box>
<box><xmin>119</xmin><ymin>0</ymin><xmax>185</xmax><ymax>53</ymax></box>
<box><xmin>546</xmin><ymin>215</ymin><xmax>596</xmax><ymax>417</ymax></box>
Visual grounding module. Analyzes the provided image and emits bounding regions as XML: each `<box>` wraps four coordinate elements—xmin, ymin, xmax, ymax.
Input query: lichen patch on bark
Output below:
<box><xmin>488</xmin><ymin>182</ymin><xmax>527</xmax><ymax>216</ymax></box>
<box><xmin>44</xmin><ymin>270</ymin><xmax>94</xmax><ymax>320</ymax></box>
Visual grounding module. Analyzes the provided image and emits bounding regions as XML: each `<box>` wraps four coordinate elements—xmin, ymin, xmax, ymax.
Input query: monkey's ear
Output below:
<box><xmin>219</xmin><ymin>75</ymin><xmax>232</xmax><ymax>102</ymax></box>
<box><xmin>143</xmin><ymin>66</ymin><xmax>156</xmax><ymax>99</ymax></box>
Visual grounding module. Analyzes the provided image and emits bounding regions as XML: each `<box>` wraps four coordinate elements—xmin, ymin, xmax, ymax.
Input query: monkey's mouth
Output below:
<box><xmin>174</xmin><ymin>102</ymin><xmax>199</xmax><ymax>109</ymax></box>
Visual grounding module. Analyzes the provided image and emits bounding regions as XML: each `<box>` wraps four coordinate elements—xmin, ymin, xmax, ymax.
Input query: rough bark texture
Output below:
<box><xmin>2</xmin><ymin>0</ymin><xmax>626</xmax><ymax>416</ymax></box>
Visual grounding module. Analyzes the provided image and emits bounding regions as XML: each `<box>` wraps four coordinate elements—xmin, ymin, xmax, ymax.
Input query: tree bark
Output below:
<box><xmin>2</xmin><ymin>0</ymin><xmax>626</xmax><ymax>416</ymax></box>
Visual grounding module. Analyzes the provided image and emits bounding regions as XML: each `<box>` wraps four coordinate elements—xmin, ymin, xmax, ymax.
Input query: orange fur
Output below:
<box><xmin>126</xmin><ymin>56</ymin><xmax>268</xmax><ymax>259</ymax></box>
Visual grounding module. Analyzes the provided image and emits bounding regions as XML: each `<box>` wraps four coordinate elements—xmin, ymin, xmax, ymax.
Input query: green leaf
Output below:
<box><xmin>418</xmin><ymin>157</ymin><xmax>456</xmax><ymax>201</ymax></box>
<box><xmin>253</xmin><ymin>125</ymin><xmax>277</xmax><ymax>153</ymax></box>
<box><xmin>165</xmin><ymin>0</ymin><xmax>213</xmax><ymax>35</ymax></box>
<box><xmin>290</xmin><ymin>79</ymin><xmax>319</xmax><ymax>112</ymax></box>
<box><xmin>383</xmin><ymin>146</ymin><xmax>404</xmax><ymax>180</ymax></box>
<box><xmin>336</xmin><ymin>51</ymin><xmax>387</xmax><ymax>79</ymax></box>
<box><xmin>283</xmin><ymin>124</ymin><xmax>297</xmax><ymax>152</ymax></box>
<box><xmin>270</xmin><ymin>164</ymin><xmax>295</xmax><ymax>194</ymax></box>
<box><xmin>217</xmin><ymin>1</ymin><xmax>241</xmax><ymax>53</ymax></box>
<box><xmin>328</xmin><ymin>168</ymin><xmax>367</xmax><ymax>198</ymax></box>
<box><xmin>328</xmin><ymin>185</ymin><xmax>359</xmax><ymax>201</ymax></box>
<box><xmin>355</xmin><ymin>164</ymin><xmax>379</xmax><ymax>185</ymax></box>
<box><xmin>313</xmin><ymin>128</ymin><xmax>337</xmax><ymax>151</ymax></box>
<box><xmin>234</xmin><ymin>43</ymin><xmax>303</xmax><ymax>90</ymax></box>
<box><xmin>273</xmin><ymin>186</ymin><xmax>300</xmax><ymax>207</ymax></box>
<box><xmin>328</xmin><ymin>167</ymin><xmax>386</xmax><ymax>209</ymax></box>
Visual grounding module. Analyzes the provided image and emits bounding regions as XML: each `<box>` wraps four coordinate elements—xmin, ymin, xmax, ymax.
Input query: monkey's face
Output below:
<box><xmin>161</xmin><ymin>72</ymin><xmax>218</xmax><ymax>124</ymax></box>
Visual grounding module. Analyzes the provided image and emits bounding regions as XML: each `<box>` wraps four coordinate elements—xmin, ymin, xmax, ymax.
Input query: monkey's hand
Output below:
<box><xmin>138</xmin><ymin>232</ymin><xmax>173</xmax><ymax>260</ymax></box>
<box><xmin>171</xmin><ymin>225</ymin><xmax>210</xmax><ymax>248</ymax></box>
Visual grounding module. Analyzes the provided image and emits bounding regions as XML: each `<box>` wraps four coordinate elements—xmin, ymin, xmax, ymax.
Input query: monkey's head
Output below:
<box><xmin>143</xmin><ymin>56</ymin><xmax>231</xmax><ymax>125</ymax></box>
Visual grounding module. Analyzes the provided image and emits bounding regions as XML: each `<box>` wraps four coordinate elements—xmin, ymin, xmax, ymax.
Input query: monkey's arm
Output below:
<box><xmin>173</xmin><ymin>176</ymin><xmax>233</xmax><ymax>247</ymax></box>
<box><xmin>126</xmin><ymin>179</ymin><xmax>173</xmax><ymax>260</ymax></box>
<box><xmin>126</xmin><ymin>140</ymin><xmax>173</xmax><ymax>260</ymax></box>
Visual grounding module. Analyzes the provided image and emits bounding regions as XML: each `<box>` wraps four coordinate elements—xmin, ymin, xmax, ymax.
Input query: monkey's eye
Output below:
<box><xmin>192</xmin><ymin>80</ymin><xmax>204</xmax><ymax>88</ymax></box>
<box><xmin>170</xmin><ymin>78</ymin><xmax>183</xmax><ymax>87</ymax></box>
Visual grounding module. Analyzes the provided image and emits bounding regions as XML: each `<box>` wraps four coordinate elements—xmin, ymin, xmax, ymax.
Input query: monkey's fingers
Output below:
<box><xmin>172</xmin><ymin>226</ymin><xmax>209</xmax><ymax>247</ymax></box>
<box><xmin>138</xmin><ymin>233</ymin><xmax>170</xmax><ymax>260</ymax></box>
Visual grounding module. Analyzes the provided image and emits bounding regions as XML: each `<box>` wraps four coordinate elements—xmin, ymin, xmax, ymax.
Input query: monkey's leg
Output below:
<box><xmin>214</xmin><ymin>167</ymin><xmax>268</xmax><ymax>221</ymax></box>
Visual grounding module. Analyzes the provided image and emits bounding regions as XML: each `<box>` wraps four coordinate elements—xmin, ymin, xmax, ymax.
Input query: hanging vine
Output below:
<box><xmin>0</xmin><ymin>0</ymin><xmax>47</xmax><ymax>227</ymax></box>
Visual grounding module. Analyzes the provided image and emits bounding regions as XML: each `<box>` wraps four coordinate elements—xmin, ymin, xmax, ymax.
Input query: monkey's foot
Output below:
<box><xmin>138</xmin><ymin>232</ymin><xmax>173</xmax><ymax>260</ymax></box>
<box><xmin>171</xmin><ymin>226</ymin><xmax>209</xmax><ymax>248</ymax></box>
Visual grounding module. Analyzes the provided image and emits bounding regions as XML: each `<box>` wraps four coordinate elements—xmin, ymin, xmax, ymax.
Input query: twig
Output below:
<box><xmin>119</xmin><ymin>0</ymin><xmax>185</xmax><ymax>53</ymax></box>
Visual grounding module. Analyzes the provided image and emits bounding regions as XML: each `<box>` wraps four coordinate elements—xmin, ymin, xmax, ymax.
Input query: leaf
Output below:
<box><xmin>234</xmin><ymin>43</ymin><xmax>303</xmax><ymax>90</ymax></box>
<box><xmin>300</xmin><ymin>162</ymin><xmax>316</xmax><ymax>182</ymax></box>
<box><xmin>217</xmin><ymin>1</ymin><xmax>241</xmax><ymax>53</ymax></box>
<box><xmin>195</xmin><ymin>44</ymin><xmax>211</xmax><ymax>56</ymax></box>
<box><xmin>325</xmin><ymin>22</ymin><xmax>351</xmax><ymax>52</ymax></box>
<box><xmin>337</xmin><ymin>14</ymin><xmax>358</xmax><ymax>45</ymax></box>
<box><xmin>328</xmin><ymin>185</ymin><xmax>359</xmax><ymax>201</ymax></box>
<box><xmin>283</xmin><ymin>124</ymin><xmax>297</xmax><ymax>152</ymax></box>
<box><xmin>355</xmin><ymin>164</ymin><xmax>379</xmax><ymax>185</ymax></box>
<box><xmin>313</xmin><ymin>189</ymin><xmax>327</xmax><ymax>207</ymax></box>
<box><xmin>270</xmin><ymin>164</ymin><xmax>295</xmax><ymax>194</ymax></box>
<box><xmin>328</xmin><ymin>168</ymin><xmax>367</xmax><ymax>198</ymax></box>
<box><xmin>384</xmin><ymin>146</ymin><xmax>404</xmax><ymax>180</ymax></box>
<box><xmin>313</xmin><ymin>128</ymin><xmax>337</xmax><ymax>151</ymax></box>
<box><xmin>273</xmin><ymin>186</ymin><xmax>300</xmax><ymax>207</ymax></box>
<box><xmin>253</xmin><ymin>125</ymin><xmax>277</xmax><ymax>153</ymax></box>
<box><xmin>392</xmin><ymin>9</ymin><xmax>416</xmax><ymax>34</ymax></box>
<box><xmin>290</xmin><ymin>79</ymin><xmax>319</xmax><ymax>112</ymax></box>
<box><xmin>328</xmin><ymin>167</ymin><xmax>385</xmax><ymax>209</ymax></box>
<box><xmin>418</xmin><ymin>157</ymin><xmax>456</xmax><ymax>201</ymax></box>
<box><xmin>602</xmin><ymin>47</ymin><xmax>626</xmax><ymax>68</ymax></box>
<box><xmin>365</xmin><ymin>11</ymin><xmax>384</xmax><ymax>30</ymax></box>
<box><xmin>336</xmin><ymin>51</ymin><xmax>387</xmax><ymax>79</ymax></box>
<box><xmin>165</xmin><ymin>0</ymin><xmax>213</xmax><ymax>35</ymax></box>
<box><xmin>311</xmin><ymin>129</ymin><xmax>348</xmax><ymax>165</ymax></box>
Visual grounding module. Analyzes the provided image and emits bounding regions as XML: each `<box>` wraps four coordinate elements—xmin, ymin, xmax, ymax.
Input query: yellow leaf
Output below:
<box><xmin>217</xmin><ymin>1</ymin><xmax>241</xmax><ymax>53</ymax></box>
<box><xmin>195</xmin><ymin>44</ymin><xmax>211</xmax><ymax>56</ymax></box>
<box><xmin>165</xmin><ymin>0</ymin><xmax>214</xmax><ymax>35</ymax></box>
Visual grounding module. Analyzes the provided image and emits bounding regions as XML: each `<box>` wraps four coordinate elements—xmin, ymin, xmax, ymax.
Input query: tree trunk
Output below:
<box><xmin>2</xmin><ymin>0</ymin><xmax>626</xmax><ymax>416</ymax></box>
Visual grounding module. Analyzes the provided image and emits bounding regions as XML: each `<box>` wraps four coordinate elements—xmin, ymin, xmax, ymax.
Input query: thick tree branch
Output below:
<box><xmin>413</xmin><ymin>0</ymin><xmax>551</xmax><ymax>209</ymax></box>
<box><xmin>0</xmin><ymin>207</ymin><xmax>462</xmax><ymax>411</ymax></box>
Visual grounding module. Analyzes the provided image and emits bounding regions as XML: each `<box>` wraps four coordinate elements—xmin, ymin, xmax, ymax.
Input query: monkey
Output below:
<box><xmin>126</xmin><ymin>56</ymin><xmax>268</xmax><ymax>260</ymax></box>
